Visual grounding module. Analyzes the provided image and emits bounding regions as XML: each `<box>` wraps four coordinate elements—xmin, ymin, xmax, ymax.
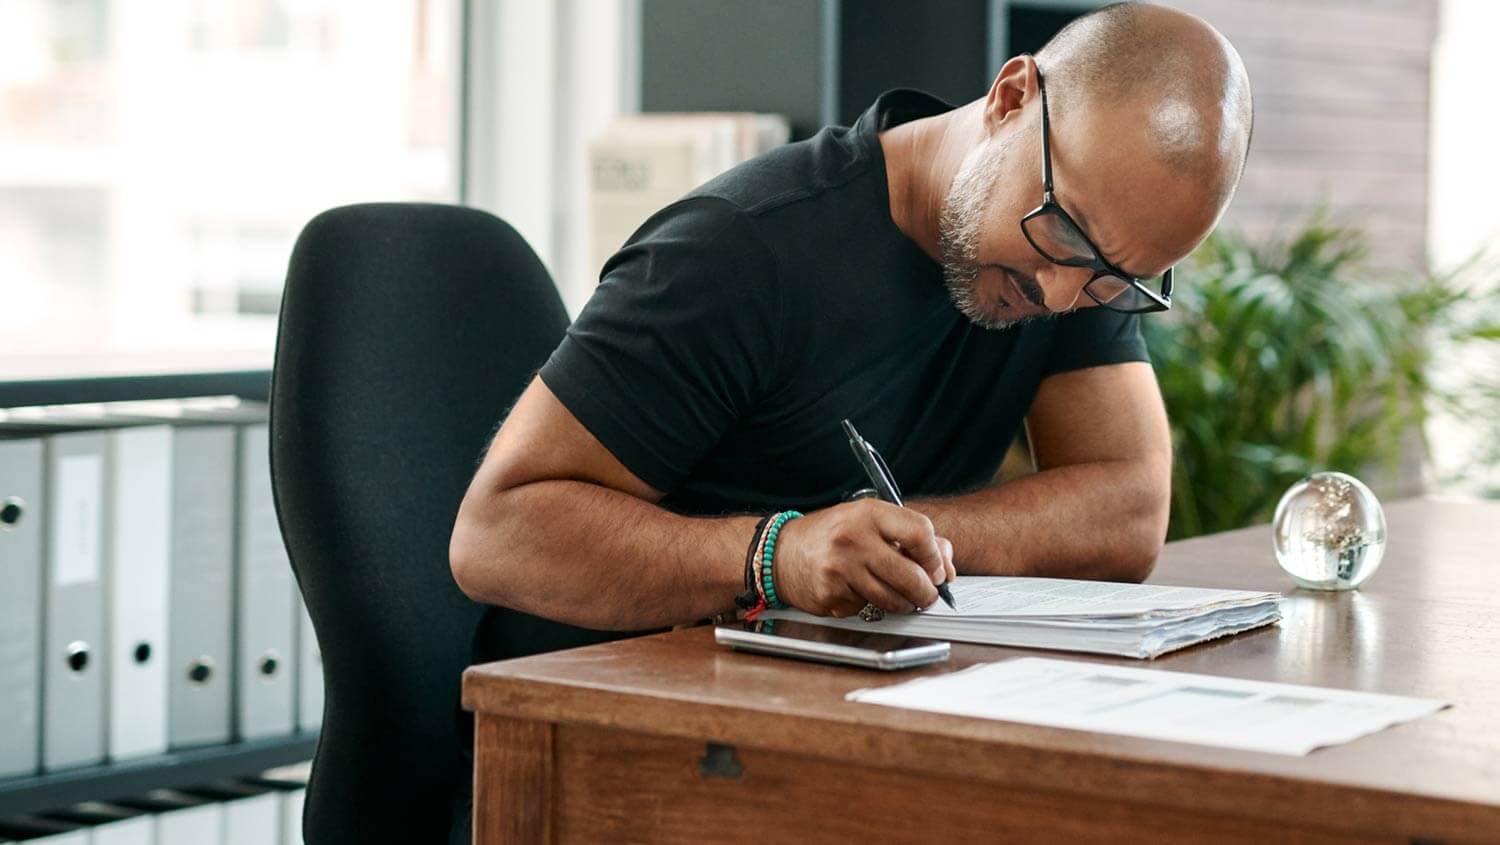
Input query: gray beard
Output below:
<box><xmin>937</xmin><ymin>138</ymin><xmax>1046</xmax><ymax>331</ymax></box>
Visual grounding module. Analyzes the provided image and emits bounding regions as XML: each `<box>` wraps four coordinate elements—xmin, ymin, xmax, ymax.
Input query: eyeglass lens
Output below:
<box><xmin>1023</xmin><ymin>211</ymin><xmax>1161</xmax><ymax>312</ymax></box>
<box><xmin>1084</xmin><ymin>275</ymin><xmax>1157</xmax><ymax>310</ymax></box>
<box><xmin>1023</xmin><ymin>210</ymin><xmax>1094</xmax><ymax>266</ymax></box>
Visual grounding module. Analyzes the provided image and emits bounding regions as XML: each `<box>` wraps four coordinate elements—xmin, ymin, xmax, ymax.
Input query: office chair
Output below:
<box><xmin>270</xmin><ymin>203</ymin><xmax>586</xmax><ymax>843</ymax></box>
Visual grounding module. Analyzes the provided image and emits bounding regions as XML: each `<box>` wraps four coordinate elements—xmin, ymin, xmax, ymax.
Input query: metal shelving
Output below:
<box><xmin>0</xmin><ymin>369</ymin><xmax>271</xmax><ymax>409</ymax></box>
<box><xmin>0</xmin><ymin>733</ymin><xmax>317</xmax><ymax>819</ymax></box>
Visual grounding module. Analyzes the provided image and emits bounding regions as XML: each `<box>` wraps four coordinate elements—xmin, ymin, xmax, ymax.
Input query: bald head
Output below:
<box><xmin>881</xmin><ymin>1</ymin><xmax>1255</xmax><ymax>329</ymax></box>
<box><xmin>1035</xmin><ymin>2</ymin><xmax>1254</xmax><ymax>209</ymax></box>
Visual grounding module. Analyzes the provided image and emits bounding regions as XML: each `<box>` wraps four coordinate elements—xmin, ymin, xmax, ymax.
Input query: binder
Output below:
<box><xmin>282</xmin><ymin>788</ymin><xmax>307</xmax><ymax>845</ymax></box>
<box><xmin>105</xmin><ymin>424</ymin><xmax>172</xmax><ymax>760</ymax></box>
<box><xmin>41</xmin><ymin>430</ymin><xmax>108</xmax><ymax>770</ymax></box>
<box><xmin>184</xmin><ymin>781</ymin><xmax>282</xmax><ymax>845</ymax></box>
<box><xmin>42</xmin><ymin>802</ymin><xmax>152</xmax><ymax>845</ymax></box>
<box><xmin>234</xmin><ymin>422</ymin><xmax>295</xmax><ymax>739</ymax></box>
<box><xmin>85</xmin><ymin>816</ymin><xmax>153</xmax><ymax>845</ymax></box>
<box><xmin>227</xmin><ymin>792</ymin><xmax>281</xmax><ymax>845</ymax></box>
<box><xmin>296</xmin><ymin>594</ymin><xmax>324</xmax><ymax>732</ymax></box>
<box><xmin>121</xmin><ymin>791</ymin><xmax>223</xmax><ymax>845</ymax></box>
<box><xmin>103</xmin><ymin>398</ymin><xmax>260</xmax><ymax>748</ymax></box>
<box><xmin>0</xmin><ymin>437</ymin><xmax>44</xmax><ymax>778</ymax></box>
<box><xmin>166</xmin><ymin>424</ymin><xmax>237</xmax><ymax>748</ymax></box>
<box><xmin>159</xmin><ymin>804</ymin><xmax>225</xmax><ymax>845</ymax></box>
<box><xmin>247</xmin><ymin>762</ymin><xmax>310</xmax><ymax>845</ymax></box>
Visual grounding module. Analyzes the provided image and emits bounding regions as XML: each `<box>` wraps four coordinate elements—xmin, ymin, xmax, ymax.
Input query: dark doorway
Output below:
<box><xmin>838</xmin><ymin>0</ymin><xmax>990</xmax><ymax>126</ymax></box>
<box><xmin>1006</xmin><ymin>3</ymin><xmax>1092</xmax><ymax>58</ymax></box>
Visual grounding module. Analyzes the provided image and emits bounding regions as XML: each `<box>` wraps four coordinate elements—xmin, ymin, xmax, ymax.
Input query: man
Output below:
<box><xmin>451</xmin><ymin>3</ymin><xmax>1253</xmax><ymax>635</ymax></box>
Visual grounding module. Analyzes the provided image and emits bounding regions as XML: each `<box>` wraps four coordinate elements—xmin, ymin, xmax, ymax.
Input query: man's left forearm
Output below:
<box><xmin>912</xmin><ymin>459</ymin><xmax>1170</xmax><ymax>582</ymax></box>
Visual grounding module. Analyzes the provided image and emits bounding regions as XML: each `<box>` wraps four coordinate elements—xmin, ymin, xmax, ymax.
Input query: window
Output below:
<box><xmin>0</xmin><ymin>0</ymin><xmax>460</xmax><ymax>356</ymax></box>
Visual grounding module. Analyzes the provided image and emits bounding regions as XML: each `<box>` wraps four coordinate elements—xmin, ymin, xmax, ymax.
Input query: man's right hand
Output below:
<box><xmin>773</xmin><ymin>499</ymin><xmax>956</xmax><ymax>618</ymax></box>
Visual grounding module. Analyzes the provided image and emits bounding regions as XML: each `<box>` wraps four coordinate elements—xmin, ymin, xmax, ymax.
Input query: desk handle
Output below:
<box><xmin>698</xmin><ymin>743</ymin><xmax>744</xmax><ymax>779</ymax></box>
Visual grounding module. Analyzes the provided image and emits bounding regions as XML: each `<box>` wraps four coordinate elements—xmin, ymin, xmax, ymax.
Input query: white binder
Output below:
<box><xmin>42</xmin><ymin>430</ymin><xmax>108</xmax><ymax>770</ymax></box>
<box><xmin>89</xmin><ymin>816</ymin><xmax>154</xmax><ymax>845</ymax></box>
<box><xmin>166</xmin><ymin>424</ymin><xmax>237</xmax><ymax>748</ymax></box>
<box><xmin>296</xmin><ymin>595</ymin><xmax>324</xmax><ymax>732</ymax></box>
<box><xmin>103</xmin><ymin>399</ymin><xmax>257</xmax><ymax>749</ymax></box>
<box><xmin>223</xmin><ymin>792</ymin><xmax>280</xmax><ymax>845</ymax></box>
<box><xmin>119</xmin><ymin>790</ymin><xmax>224</xmax><ymax>845</ymax></box>
<box><xmin>234</xmin><ymin>422</ymin><xmax>296</xmax><ymax>739</ymax></box>
<box><xmin>250</xmin><ymin>762</ymin><xmax>310</xmax><ymax>844</ymax></box>
<box><xmin>282</xmin><ymin>787</ymin><xmax>307</xmax><ymax>845</ymax></box>
<box><xmin>0</xmin><ymin>437</ymin><xmax>44</xmax><ymax>777</ymax></box>
<box><xmin>43</xmin><ymin>802</ymin><xmax>153</xmax><ymax>845</ymax></box>
<box><xmin>105</xmin><ymin>424</ymin><xmax>172</xmax><ymax>760</ymax></box>
<box><xmin>154</xmin><ymin>803</ymin><xmax>224</xmax><ymax>845</ymax></box>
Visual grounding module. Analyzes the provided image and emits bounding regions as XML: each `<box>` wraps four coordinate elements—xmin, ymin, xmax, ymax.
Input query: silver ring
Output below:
<box><xmin>858</xmin><ymin>603</ymin><xmax>886</xmax><ymax>622</ymax></box>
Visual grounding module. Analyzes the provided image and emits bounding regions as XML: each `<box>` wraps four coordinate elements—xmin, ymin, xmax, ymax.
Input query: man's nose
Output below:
<box><xmin>1037</xmin><ymin>264</ymin><xmax>1096</xmax><ymax>312</ymax></box>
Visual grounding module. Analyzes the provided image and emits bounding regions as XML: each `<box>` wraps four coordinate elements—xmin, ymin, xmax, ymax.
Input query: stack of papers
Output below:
<box><xmin>763</xmin><ymin>577</ymin><xmax>1282</xmax><ymax>659</ymax></box>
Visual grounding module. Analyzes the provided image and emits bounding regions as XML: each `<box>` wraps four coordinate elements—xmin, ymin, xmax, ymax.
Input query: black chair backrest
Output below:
<box><xmin>270</xmin><ymin>203</ymin><xmax>568</xmax><ymax>844</ymax></box>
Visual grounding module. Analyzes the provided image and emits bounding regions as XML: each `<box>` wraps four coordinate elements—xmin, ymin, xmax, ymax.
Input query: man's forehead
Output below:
<box><xmin>1049</xmin><ymin>131</ymin><xmax>1204</xmax><ymax>277</ymax></box>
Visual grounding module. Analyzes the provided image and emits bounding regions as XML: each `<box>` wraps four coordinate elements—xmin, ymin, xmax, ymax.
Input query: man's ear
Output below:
<box><xmin>984</xmin><ymin>54</ymin><xmax>1038</xmax><ymax>135</ymax></box>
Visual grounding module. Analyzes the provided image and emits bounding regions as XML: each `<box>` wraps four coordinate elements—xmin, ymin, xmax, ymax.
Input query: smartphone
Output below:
<box><xmin>714</xmin><ymin>619</ymin><xmax>950</xmax><ymax>670</ymax></box>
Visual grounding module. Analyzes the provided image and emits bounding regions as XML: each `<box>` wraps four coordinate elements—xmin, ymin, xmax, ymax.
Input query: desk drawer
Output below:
<box><xmin>473</xmin><ymin>714</ymin><xmax>1387</xmax><ymax>844</ymax></box>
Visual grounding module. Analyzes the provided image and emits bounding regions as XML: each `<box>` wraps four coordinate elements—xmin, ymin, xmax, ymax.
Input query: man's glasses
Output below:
<box><xmin>1020</xmin><ymin>66</ymin><xmax>1173</xmax><ymax>314</ymax></box>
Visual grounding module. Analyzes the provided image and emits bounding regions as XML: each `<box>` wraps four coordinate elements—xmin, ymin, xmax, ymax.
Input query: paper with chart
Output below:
<box><xmin>848</xmin><ymin>657</ymin><xmax>1448</xmax><ymax>755</ymax></box>
<box><xmin>763</xmin><ymin>577</ymin><xmax>1282</xmax><ymax>659</ymax></box>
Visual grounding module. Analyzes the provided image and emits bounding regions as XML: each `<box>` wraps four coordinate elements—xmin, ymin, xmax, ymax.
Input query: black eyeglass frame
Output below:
<box><xmin>1020</xmin><ymin>66</ymin><xmax>1174</xmax><ymax>314</ymax></box>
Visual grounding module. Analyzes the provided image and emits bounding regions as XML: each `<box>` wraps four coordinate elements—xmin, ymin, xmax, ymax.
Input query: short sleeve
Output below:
<box><xmin>1039</xmin><ymin>305</ymin><xmax>1150</xmax><ymax>377</ymax></box>
<box><xmin>538</xmin><ymin>197</ymin><xmax>781</xmax><ymax>493</ymax></box>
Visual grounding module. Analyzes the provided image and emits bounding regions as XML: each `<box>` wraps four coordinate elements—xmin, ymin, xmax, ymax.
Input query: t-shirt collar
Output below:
<box><xmin>853</xmin><ymin>88</ymin><xmax>959</xmax><ymax>143</ymax></box>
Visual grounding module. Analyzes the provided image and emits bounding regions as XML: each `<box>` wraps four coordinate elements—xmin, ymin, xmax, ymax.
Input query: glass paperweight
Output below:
<box><xmin>1272</xmin><ymin>471</ymin><xmax>1387</xmax><ymax>590</ymax></box>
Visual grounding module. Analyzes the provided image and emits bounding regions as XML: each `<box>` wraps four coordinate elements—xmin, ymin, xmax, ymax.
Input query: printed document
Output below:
<box><xmin>764</xmin><ymin>577</ymin><xmax>1282</xmax><ymax>658</ymax></box>
<box><xmin>848</xmin><ymin>657</ymin><xmax>1448</xmax><ymax>755</ymax></box>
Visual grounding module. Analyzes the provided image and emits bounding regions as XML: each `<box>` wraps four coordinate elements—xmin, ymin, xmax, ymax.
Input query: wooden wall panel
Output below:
<box><xmin>1240</xmin><ymin>51</ymin><xmax>1428</xmax><ymax>113</ymax></box>
<box><xmin>1164</xmin><ymin>0</ymin><xmax>1440</xmax><ymax>269</ymax></box>
<box><xmin>1172</xmin><ymin>0</ymin><xmax>1437</xmax><ymax>55</ymax></box>
<box><xmin>1232</xmin><ymin>163</ymin><xmax>1427</xmax><ymax>211</ymax></box>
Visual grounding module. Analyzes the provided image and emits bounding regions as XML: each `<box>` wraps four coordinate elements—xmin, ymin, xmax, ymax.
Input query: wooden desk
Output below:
<box><xmin>463</xmin><ymin>498</ymin><xmax>1500</xmax><ymax>843</ymax></box>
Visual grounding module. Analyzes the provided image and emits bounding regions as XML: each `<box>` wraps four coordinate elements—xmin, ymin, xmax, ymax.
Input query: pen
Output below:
<box><xmin>840</xmin><ymin>419</ymin><xmax>958</xmax><ymax>610</ymax></box>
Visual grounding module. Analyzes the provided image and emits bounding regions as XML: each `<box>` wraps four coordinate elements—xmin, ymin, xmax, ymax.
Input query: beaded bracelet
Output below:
<box><xmin>749</xmin><ymin>519</ymin><xmax>773</xmax><ymax>610</ymax></box>
<box><xmin>759</xmin><ymin>510</ymin><xmax>802</xmax><ymax>612</ymax></box>
<box><xmin>736</xmin><ymin>510</ymin><xmax>802</xmax><ymax>619</ymax></box>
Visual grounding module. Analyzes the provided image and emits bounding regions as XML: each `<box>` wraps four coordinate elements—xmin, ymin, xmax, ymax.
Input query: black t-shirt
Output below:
<box><xmin>540</xmin><ymin>89</ymin><xmax>1148</xmax><ymax>517</ymax></box>
<box><xmin>460</xmin><ymin>91</ymin><xmax>1152</xmax><ymax>792</ymax></box>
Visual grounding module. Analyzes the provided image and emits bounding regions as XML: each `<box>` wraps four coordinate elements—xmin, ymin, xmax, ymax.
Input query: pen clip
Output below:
<box><xmin>868</xmin><ymin>443</ymin><xmax>903</xmax><ymax>507</ymax></box>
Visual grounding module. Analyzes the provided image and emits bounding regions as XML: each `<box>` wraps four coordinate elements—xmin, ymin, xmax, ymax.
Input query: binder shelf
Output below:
<box><xmin>0</xmin><ymin>352</ymin><xmax>313</xmax><ymax>824</ymax></box>
<box><xmin>0</xmin><ymin>732</ymin><xmax>317</xmax><ymax>819</ymax></box>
